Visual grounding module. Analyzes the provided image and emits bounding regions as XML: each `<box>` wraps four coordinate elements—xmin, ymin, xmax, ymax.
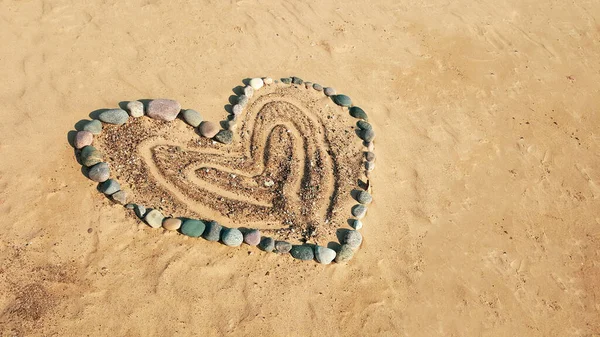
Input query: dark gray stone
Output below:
<box><xmin>99</xmin><ymin>179</ymin><xmax>120</xmax><ymax>195</ymax></box>
<box><xmin>290</xmin><ymin>245</ymin><xmax>314</xmax><ymax>261</ymax></box>
<box><xmin>356</xmin><ymin>190</ymin><xmax>372</xmax><ymax>204</ymax></box>
<box><xmin>203</xmin><ymin>221</ymin><xmax>222</xmax><ymax>241</ymax></box>
<box><xmin>291</xmin><ymin>77</ymin><xmax>303</xmax><ymax>85</ymax></box>
<box><xmin>349</xmin><ymin>106</ymin><xmax>368</xmax><ymax>120</ymax></box>
<box><xmin>214</xmin><ymin>130</ymin><xmax>233</xmax><ymax>144</ymax></box>
<box><xmin>360</xmin><ymin>129</ymin><xmax>375</xmax><ymax>142</ymax></box>
<box><xmin>357</xmin><ymin>120</ymin><xmax>372</xmax><ymax>130</ymax></box>
<box><xmin>351</xmin><ymin>204</ymin><xmax>367</xmax><ymax>218</ymax></box>
<box><xmin>258</xmin><ymin>237</ymin><xmax>275</xmax><ymax>252</ymax></box>
<box><xmin>332</xmin><ymin>94</ymin><xmax>352</xmax><ymax>107</ymax></box>
<box><xmin>280</xmin><ymin>77</ymin><xmax>292</xmax><ymax>84</ymax></box>
<box><xmin>181</xmin><ymin>219</ymin><xmax>206</xmax><ymax>237</ymax></box>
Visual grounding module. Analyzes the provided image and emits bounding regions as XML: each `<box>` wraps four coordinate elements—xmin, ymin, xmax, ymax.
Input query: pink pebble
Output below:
<box><xmin>75</xmin><ymin>131</ymin><xmax>93</xmax><ymax>149</ymax></box>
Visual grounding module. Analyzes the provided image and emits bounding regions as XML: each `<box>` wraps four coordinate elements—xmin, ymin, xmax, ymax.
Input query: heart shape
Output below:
<box><xmin>72</xmin><ymin>77</ymin><xmax>375</xmax><ymax>264</ymax></box>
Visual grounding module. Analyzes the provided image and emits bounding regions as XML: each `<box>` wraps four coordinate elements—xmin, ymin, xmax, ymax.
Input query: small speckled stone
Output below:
<box><xmin>335</xmin><ymin>244</ymin><xmax>354</xmax><ymax>263</ymax></box>
<box><xmin>243</xmin><ymin>229</ymin><xmax>261</xmax><ymax>246</ymax></box>
<box><xmin>367</xmin><ymin>142</ymin><xmax>375</xmax><ymax>151</ymax></box>
<box><xmin>324</xmin><ymin>87</ymin><xmax>336</xmax><ymax>96</ymax></box>
<box><xmin>244</xmin><ymin>85</ymin><xmax>254</xmax><ymax>98</ymax></box>
<box><xmin>291</xmin><ymin>77</ymin><xmax>303</xmax><ymax>85</ymax></box>
<box><xmin>365</xmin><ymin>161</ymin><xmax>375</xmax><ymax>171</ymax></box>
<box><xmin>74</xmin><ymin>131</ymin><xmax>93</xmax><ymax>149</ymax></box>
<box><xmin>263</xmin><ymin>77</ymin><xmax>273</xmax><ymax>85</ymax></box>
<box><xmin>88</xmin><ymin>162</ymin><xmax>110</xmax><ymax>182</ymax></box>
<box><xmin>221</xmin><ymin>228</ymin><xmax>244</xmax><ymax>247</ymax></box>
<box><xmin>182</xmin><ymin>109</ymin><xmax>202</xmax><ymax>127</ymax></box>
<box><xmin>365</xmin><ymin>152</ymin><xmax>376</xmax><ymax>162</ymax></box>
<box><xmin>111</xmin><ymin>190</ymin><xmax>127</xmax><ymax>205</ymax></box>
<box><xmin>351</xmin><ymin>219</ymin><xmax>363</xmax><ymax>230</ymax></box>
<box><xmin>147</xmin><ymin>99</ymin><xmax>181</xmax><ymax>121</ymax></box>
<box><xmin>198</xmin><ymin>121</ymin><xmax>220</xmax><ymax>138</ymax></box>
<box><xmin>126</xmin><ymin>101</ymin><xmax>144</xmax><ymax>117</ymax></box>
<box><xmin>332</xmin><ymin>94</ymin><xmax>352</xmax><ymax>107</ymax></box>
<box><xmin>274</xmin><ymin>241</ymin><xmax>292</xmax><ymax>254</ymax></box>
<box><xmin>232</xmin><ymin>104</ymin><xmax>243</xmax><ymax>116</ymax></box>
<box><xmin>258</xmin><ymin>237</ymin><xmax>275</xmax><ymax>252</ymax></box>
<box><xmin>351</xmin><ymin>204</ymin><xmax>367</xmax><ymax>219</ymax></box>
<box><xmin>82</xmin><ymin>120</ymin><xmax>102</xmax><ymax>135</ymax></box>
<box><xmin>349</xmin><ymin>106</ymin><xmax>368</xmax><ymax>120</ymax></box>
<box><xmin>343</xmin><ymin>230</ymin><xmax>363</xmax><ymax>249</ymax></box>
<box><xmin>99</xmin><ymin>109</ymin><xmax>129</xmax><ymax>125</ymax></box>
<box><xmin>237</xmin><ymin>95</ymin><xmax>249</xmax><ymax>107</ymax></box>
<box><xmin>203</xmin><ymin>221</ymin><xmax>222</xmax><ymax>241</ymax></box>
<box><xmin>290</xmin><ymin>245</ymin><xmax>314</xmax><ymax>261</ymax></box>
<box><xmin>80</xmin><ymin>146</ymin><xmax>103</xmax><ymax>167</ymax></box>
<box><xmin>144</xmin><ymin>209</ymin><xmax>164</xmax><ymax>228</ymax></box>
<box><xmin>304</xmin><ymin>81</ymin><xmax>312</xmax><ymax>89</ymax></box>
<box><xmin>134</xmin><ymin>204</ymin><xmax>147</xmax><ymax>218</ymax></box>
<box><xmin>315</xmin><ymin>246</ymin><xmax>336</xmax><ymax>265</ymax></box>
<box><xmin>357</xmin><ymin>120</ymin><xmax>372</xmax><ymax>130</ymax></box>
<box><xmin>280</xmin><ymin>77</ymin><xmax>291</xmax><ymax>84</ymax></box>
<box><xmin>360</xmin><ymin>129</ymin><xmax>375</xmax><ymax>142</ymax></box>
<box><xmin>99</xmin><ymin>179</ymin><xmax>120</xmax><ymax>195</ymax></box>
<box><xmin>181</xmin><ymin>219</ymin><xmax>206</xmax><ymax>237</ymax></box>
<box><xmin>249</xmin><ymin>78</ymin><xmax>264</xmax><ymax>90</ymax></box>
<box><xmin>162</xmin><ymin>218</ymin><xmax>182</xmax><ymax>231</ymax></box>
<box><xmin>214</xmin><ymin>130</ymin><xmax>233</xmax><ymax>144</ymax></box>
<box><xmin>313</xmin><ymin>83</ymin><xmax>323</xmax><ymax>91</ymax></box>
<box><xmin>356</xmin><ymin>190</ymin><xmax>372</xmax><ymax>204</ymax></box>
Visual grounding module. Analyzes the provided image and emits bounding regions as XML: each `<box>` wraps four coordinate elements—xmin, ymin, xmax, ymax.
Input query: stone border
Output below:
<box><xmin>72</xmin><ymin>76</ymin><xmax>375</xmax><ymax>264</ymax></box>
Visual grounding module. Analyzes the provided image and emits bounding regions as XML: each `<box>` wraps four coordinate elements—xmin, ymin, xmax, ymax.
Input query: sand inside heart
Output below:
<box><xmin>94</xmin><ymin>85</ymin><xmax>364</xmax><ymax>243</ymax></box>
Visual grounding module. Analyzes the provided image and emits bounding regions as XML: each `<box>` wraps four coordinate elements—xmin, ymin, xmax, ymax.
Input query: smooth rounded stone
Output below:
<box><xmin>357</xmin><ymin>120</ymin><xmax>372</xmax><ymax>131</ymax></box>
<box><xmin>232</xmin><ymin>104</ymin><xmax>243</xmax><ymax>116</ymax></box>
<box><xmin>198</xmin><ymin>121</ymin><xmax>220</xmax><ymax>138</ymax></box>
<box><xmin>144</xmin><ymin>209</ymin><xmax>164</xmax><ymax>229</ymax></box>
<box><xmin>243</xmin><ymin>229</ymin><xmax>261</xmax><ymax>246</ymax></box>
<box><xmin>263</xmin><ymin>77</ymin><xmax>273</xmax><ymax>85</ymax></box>
<box><xmin>214</xmin><ymin>130</ymin><xmax>233</xmax><ymax>144</ymax></box>
<box><xmin>280</xmin><ymin>77</ymin><xmax>291</xmax><ymax>84</ymax></box>
<box><xmin>221</xmin><ymin>228</ymin><xmax>244</xmax><ymax>247</ymax></box>
<box><xmin>203</xmin><ymin>221</ymin><xmax>222</xmax><ymax>241</ymax></box>
<box><xmin>147</xmin><ymin>99</ymin><xmax>181</xmax><ymax>121</ymax></box>
<box><xmin>225</xmin><ymin>120</ymin><xmax>238</xmax><ymax>131</ymax></box>
<box><xmin>237</xmin><ymin>95</ymin><xmax>249</xmax><ymax>107</ymax></box>
<box><xmin>88</xmin><ymin>162</ymin><xmax>110</xmax><ymax>182</ymax></box>
<box><xmin>324</xmin><ymin>87</ymin><xmax>336</xmax><ymax>96</ymax></box>
<box><xmin>99</xmin><ymin>109</ymin><xmax>129</xmax><ymax>125</ymax></box>
<box><xmin>258</xmin><ymin>237</ymin><xmax>275</xmax><ymax>252</ymax></box>
<box><xmin>365</xmin><ymin>161</ymin><xmax>375</xmax><ymax>171</ymax></box>
<box><xmin>181</xmin><ymin>219</ymin><xmax>206</xmax><ymax>237</ymax></box>
<box><xmin>291</xmin><ymin>76</ymin><xmax>303</xmax><ymax>85</ymax></box>
<box><xmin>74</xmin><ymin>131</ymin><xmax>93</xmax><ymax>149</ymax></box>
<box><xmin>356</xmin><ymin>190</ymin><xmax>373</xmax><ymax>204</ymax></box>
<box><xmin>315</xmin><ymin>246</ymin><xmax>336</xmax><ymax>265</ymax></box>
<box><xmin>335</xmin><ymin>244</ymin><xmax>354</xmax><ymax>263</ymax></box>
<box><xmin>313</xmin><ymin>83</ymin><xmax>323</xmax><ymax>91</ymax></box>
<box><xmin>182</xmin><ymin>109</ymin><xmax>202</xmax><ymax>127</ymax></box>
<box><xmin>126</xmin><ymin>100</ymin><xmax>144</xmax><ymax>117</ymax></box>
<box><xmin>243</xmin><ymin>85</ymin><xmax>254</xmax><ymax>98</ymax></box>
<box><xmin>332</xmin><ymin>94</ymin><xmax>352</xmax><ymax>107</ymax></box>
<box><xmin>274</xmin><ymin>241</ymin><xmax>292</xmax><ymax>254</ymax></box>
<box><xmin>367</xmin><ymin>142</ymin><xmax>375</xmax><ymax>152</ymax></box>
<box><xmin>351</xmin><ymin>204</ymin><xmax>367</xmax><ymax>219</ymax></box>
<box><xmin>351</xmin><ymin>219</ymin><xmax>363</xmax><ymax>230</ymax></box>
<box><xmin>360</xmin><ymin>128</ymin><xmax>376</xmax><ymax>142</ymax></box>
<box><xmin>82</xmin><ymin>119</ymin><xmax>102</xmax><ymax>135</ymax></box>
<box><xmin>111</xmin><ymin>190</ymin><xmax>127</xmax><ymax>205</ymax></box>
<box><xmin>365</xmin><ymin>152</ymin><xmax>376</xmax><ymax>162</ymax></box>
<box><xmin>249</xmin><ymin>78</ymin><xmax>264</xmax><ymax>90</ymax></box>
<box><xmin>162</xmin><ymin>218</ymin><xmax>182</xmax><ymax>231</ymax></box>
<box><xmin>304</xmin><ymin>81</ymin><xmax>312</xmax><ymax>89</ymax></box>
<box><xmin>80</xmin><ymin>146</ymin><xmax>103</xmax><ymax>167</ymax></box>
<box><xmin>99</xmin><ymin>179</ymin><xmax>120</xmax><ymax>195</ymax></box>
<box><xmin>133</xmin><ymin>204</ymin><xmax>147</xmax><ymax>218</ymax></box>
<box><xmin>343</xmin><ymin>230</ymin><xmax>363</xmax><ymax>249</ymax></box>
<box><xmin>349</xmin><ymin>106</ymin><xmax>368</xmax><ymax>120</ymax></box>
<box><xmin>290</xmin><ymin>245</ymin><xmax>314</xmax><ymax>261</ymax></box>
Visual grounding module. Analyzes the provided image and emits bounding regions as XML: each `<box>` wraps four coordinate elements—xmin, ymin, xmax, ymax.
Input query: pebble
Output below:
<box><xmin>80</xmin><ymin>146</ymin><xmax>103</xmax><ymax>167</ymax></box>
<box><xmin>221</xmin><ymin>228</ymin><xmax>244</xmax><ymax>247</ymax></box>
<box><xmin>365</xmin><ymin>152</ymin><xmax>376</xmax><ymax>162</ymax></box>
<box><xmin>351</xmin><ymin>204</ymin><xmax>367</xmax><ymax>218</ymax></box>
<box><xmin>225</xmin><ymin>120</ymin><xmax>237</xmax><ymax>131</ymax></box>
<box><xmin>313</xmin><ymin>83</ymin><xmax>323</xmax><ymax>91</ymax></box>
<box><xmin>111</xmin><ymin>190</ymin><xmax>127</xmax><ymax>205</ymax></box>
<box><xmin>244</xmin><ymin>85</ymin><xmax>254</xmax><ymax>98</ymax></box>
<box><xmin>144</xmin><ymin>209</ymin><xmax>164</xmax><ymax>229</ymax></box>
<box><xmin>237</xmin><ymin>95</ymin><xmax>249</xmax><ymax>107</ymax></box>
<box><xmin>324</xmin><ymin>87</ymin><xmax>336</xmax><ymax>96</ymax></box>
<box><xmin>99</xmin><ymin>109</ymin><xmax>129</xmax><ymax>125</ymax></box>
<box><xmin>198</xmin><ymin>121</ymin><xmax>220</xmax><ymax>138</ymax></box>
<box><xmin>280</xmin><ymin>77</ymin><xmax>292</xmax><ymax>84</ymax></box>
<box><xmin>243</xmin><ymin>229</ymin><xmax>261</xmax><ymax>246</ymax></box>
<box><xmin>344</xmin><ymin>230</ymin><xmax>363</xmax><ymax>249</ymax></box>
<box><xmin>258</xmin><ymin>237</ymin><xmax>275</xmax><ymax>252</ymax></box>
<box><xmin>249</xmin><ymin>78</ymin><xmax>264</xmax><ymax>90</ymax></box>
<box><xmin>332</xmin><ymin>94</ymin><xmax>352</xmax><ymax>107</ymax></box>
<box><xmin>99</xmin><ymin>179</ymin><xmax>120</xmax><ymax>195</ymax></box>
<box><xmin>147</xmin><ymin>99</ymin><xmax>181</xmax><ymax>121</ymax></box>
<box><xmin>181</xmin><ymin>219</ymin><xmax>206</xmax><ymax>237</ymax></box>
<box><xmin>82</xmin><ymin>120</ymin><xmax>102</xmax><ymax>134</ymax></box>
<box><xmin>360</xmin><ymin>129</ymin><xmax>376</xmax><ymax>142</ymax></box>
<box><xmin>134</xmin><ymin>204</ymin><xmax>147</xmax><ymax>218</ymax></box>
<box><xmin>88</xmin><ymin>162</ymin><xmax>110</xmax><ymax>182</ymax></box>
<box><xmin>214</xmin><ymin>130</ymin><xmax>233</xmax><ymax>144</ymax></box>
<box><xmin>367</xmin><ymin>142</ymin><xmax>375</xmax><ymax>151</ymax></box>
<box><xmin>304</xmin><ymin>81</ymin><xmax>312</xmax><ymax>89</ymax></box>
<box><xmin>290</xmin><ymin>245</ymin><xmax>314</xmax><ymax>261</ymax></box>
<box><xmin>357</xmin><ymin>120</ymin><xmax>372</xmax><ymax>130</ymax></box>
<box><xmin>349</xmin><ymin>106</ymin><xmax>368</xmax><ymax>120</ymax></box>
<box><xmin>126</xmin><ymin>101</ymin><xmax>144</xmax><ymax>117</ymax></box>
<box><xmin>203</xmin><ymin>221</ymin><xmax>222</xmax><ymax>241</ymax></box>
<box><xmin>365</xmin><ymin>161</ymin><xmax>375</xmax><ymax>171</ymax></box>
<box><xmin>232</xmin><ymin>104</ymin><xmax>243</xmax><ymax>116</ymax></box>
<box><xmin>274</xmin><ymin>241</ymin><xmax>292</xmax><ymax>254</ymax></box>
<box><xmin>335</xmin><ymin>244</ymin><xmax>354</xmax><ymax>263</ymax></box>
<box><xmin>351</xmin><ymin>219</ymin><xmax>363</xmax><ymax>230</ymax></box>
<box><xmin>162</xmin><ymin>218</ymin><xmax>182</xmax><ymax>231</ymax></box>
<box><xmin>74</xmin><ymin>131</ymin><xmax>93</xmax><ymax>149</ymax></box>
<box><xmin>356</xmin><ymin>190</ymin><xmax>373</xmax><ymax>204</ymax></box>
<box><xmin>182</xmin><ymin>109</ymin><xmax>203</xmax><ymax>127</ymax></box>
<box><xmin>291</xmin><ymin>77</ymin><xmax>303</xmax><ymax>85</ymax></box>
<box><xmin>263</xmin><ymin>77</ymin><xmax>273</xmax><ymax>85</ymax></box>
<box><xmin>314</xmin><ymin>246</ymin><xmax>336</xmax><ymax>265</ymax></box>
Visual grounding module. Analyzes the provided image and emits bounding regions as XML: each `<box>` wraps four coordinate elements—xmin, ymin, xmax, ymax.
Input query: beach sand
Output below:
<box><xmin>0</xmin><ymin>0</ymin><xmax>599</xmax><ymax>336</ymax></box>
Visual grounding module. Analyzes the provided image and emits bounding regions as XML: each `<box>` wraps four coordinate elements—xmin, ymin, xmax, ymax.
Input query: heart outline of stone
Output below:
<box><xmin>72</xmin><ymin>76</ymin><xmax>375</xmax><ymax>264</ymax></box>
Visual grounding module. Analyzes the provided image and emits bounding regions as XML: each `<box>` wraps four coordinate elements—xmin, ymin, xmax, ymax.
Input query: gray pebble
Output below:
<box><xmin>360</xmin><ymin>129</ymin><xmax>375</xmax><ymax>142</ymax></box>
<box><xmin>99</xmin><ymin>179</ymin><xmax>120</xmax><ymax>195</ymax></box>
<box><xmin>365</xmin><ymin>152</ymin><xmax>376</xmax><ymax>162</ymax></box>
<box><xmin>357</xmin><ymin>120</ymin><xmax>372</xmax><ymax>130</ymax></box>
<box><xmin>356</xmin><ymin>190</ymin><xmax>372</xmax><ymax>204</ymax></box>
<box><xmin>83</xmin><ymin>120</ymin><xmax>102</xmax><ymax>135</ymax></box>
<box><xmin>343</xmin><ymin>230</ymin><xmax>363</xmax><ymax>249</ymax></box>
<box><xmin>280</xmin><ymin>77</ymin><xmax>291</xmax><ymax>84</ymax></box>
<box><xmin>290</xmin><ymin>245</ymin><xmax>314</xmax><ymax>261</ymax></box>
<box><xmin>144</xmin><ymin>209</ymin><xmax>164</xmax><ymax>228</ymax></box>
<box><xmin>274</xmin><ymin>241</ymin><xmax>292</xmax><ymax>254</ymax></box>
<box><xmin>258</xmin><ymin>237</ymin><xmax>275</xmax><ymax>252</ymax></box>
<box><xmin>88</xmin><ymin>162</ymin><xmax>110</xmax><ymax>182</ymax></box>
<box><xmin>351</xmin><ymin>204</ymin><xmax>367</xmax><ymax>218</ymax></box>
<box><xmin>237</xmin><ymin>95</ymin><xmax>249</xmax><ymax>107</ymax></box>
<box><xmin>111</xmin><ymin>190</ymin><xmax>127</xmax><ymax>205</ymax></box>
<box><xmin>244</xmin><ymin>85</ymin><xmax>254</xmax><ymax>98</ymax></box>
<box><xmin>313</xmin><ymin>83</ymin><xmax>323</xmax><ymax>91</ymax></box>
<box><xmin>314</xmin><ymin>246</ymin><xmax>336</xmax><ymax>264</ymax></box>
<box><xmin>324</xmin><ymin>87</ymin><xmax>336</xmax><ymax>96</ymax></box>
<box><xmin>80</xmin><ymin>146</ymin><xmax>103</xmax><ymax>167</ymax></box>
<box><xmin>351</xmin><ymin>219</ymin><xmax>363</xmax><ymax>230</ymax></box>
<box><xmin>221</xmin><ymin>228</ymin><xmax>244</xmax><ymax>247</ymax></box>
<box><xmin>291</xmin><ymin>77</ymin><xmax>303</xmax><ymax>85</ymax></box>
<box><xmin>182</xmin><ymin>109</ymin><xmax>203</xmax><ymax>127</ymax></box>
<box><xmin>203</xmin><ymin>221</ymin><xmax>222</xmax><ymax>241</ymax></box>
<box><xmin>349</xmin><ymin>106</ymin><xmax>368</xmax><ymax>120</ymax></box>
<box><xmin>214</xmin><ymin>130</ymin><xmax>233</xmax><ymax>144</ymax></box>
<box><xmin>335</xmin><ymin>244</ymin><xmax>354</xmax><ymax>263</ymax></box>
<box><xmin>99</xmin><ymin>109</ymin><xmax>129</xmax><ymax>125</ymax></box>
<box><xmin>232</xmin><ymin>104</ymin><xmax>243</xmax><ymax>116</ymax></box>
<box><xmin>126</xmin><ymin>101</ymin><xmax>144</xmax><ymax>118</ymax></box>
<box><xmin>332</xmin><ymin>94</ymin><xmax>352</xmax><ymax>107</ymax></box>
<box><xmin>365</xmin><ymin>161</ymin><xmax>375</xmax><ymax>171</ymax></box>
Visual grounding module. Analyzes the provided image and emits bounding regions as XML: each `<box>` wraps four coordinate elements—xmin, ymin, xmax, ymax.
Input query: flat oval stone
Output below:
<box><xmin>88</xmin><ymin>162</ymin><xmax>110</xmax><ymax>182</ymax></box>
<box><xmin>351</xmin><ymin>219</ymin><xmax>363</xmax><ymax>230</ymax></box>
<box><xmin>82</xmin><ymin>120</ymin><xmax>102</xmax><ymax>134</ymax></box>
<box><xmin>365</xmin><ymin>152</ymin><xmax>376</xmax><ymax>162</ymax></box>
<box><xmin>356</xmin><ymin>190</ymin><xmax>372</xmax><ymax>204</ymax></box>
<box><xmin>324</xmin><ymin>87</ymin><xmax>336</xmax><ymax>96</ymax></box>
<box><xmin>126</xmin><ymin>101</ymin><xmax>144</xmax><ymax>117</ymax></box>
<box><xmin>243</xmin><ymin>229</ymin><xmax>261</xmax><ymax>246</ymax></box>
<box><xmin>349</xmin><ymin>106</ymin><xmax>368</xmax><ymax>120</ymax></box>
<box><xmin>258</xmin><ymin>237</ymin><xmax>274</xmax><ymax>252</ymax></box>
<box><xmin>99</xmin><ymin>109</ymin><xmax>129</xmax><ymax>125</ymax></box>
<box><xmin>181</xmin><ymin>219</ymin><xmax>206</xmax><ymax>237</ymax></box>
<box><xmin>80</xmin><ymin>146</ymin><xmax>103</xmax><ymax>167</ymax></box>
<box><xmin>360</xmin><ymin>129</ymin><xmax>375</xmax><ymax>142</ymax></box>
<box><xmin>304</xmin><ymin>81</ymin><xmax>312</xmax><ymax>89</ymax></box>
<box><xmin>315</xmin><ymin>246</ymin><xmax>336</xmax><ymax>264</ymax></box>
<box><xmin>147</xmin><ymin>99</ymin><xmax>181</xmax><ymax>121</ymax></box>
<box><xmin>290</xmin><ymin>245</ymin><xmax>314</xmax><ymax>261</ymax></box>
<box><xmin>162</xmin><ymin>218</ymin><xmax>182</xmax><ymax>231</ymax></box>
<box><xmin>237</xmin><ymin>95</ymin><xmax>249</xmax><ymax>107</ymax></box>
<box><xmin>214</xmin><ymin>130</ymin><xmax>233</xmax><ymax>144</ymax></box>
<box><xmin>335</xmin><ymin>244</ymin><xmax>354</xmax><ymax>263</ymax></box>
<box><xmin>343</xmin><ymin>230</ymin><xmax>363</xmax><ymax>249</ymax></box>
<box><xmin>249</xmin><ymin>78</ymin><xmax>264</xmax><ymax>90</ymax></box>
<box><xmin>280</xmin><ymin>77</ymin><xmax>291</xmax><ymax>84</ymax></box>
<box><xmin>111</xmin><ymin>190</ymin><xmax>127</xmax><ymax>205</ymax></box>
<box><xmin>351</xmin><ymin>204</ymin><xmax>367</xmax><ymax>218</ymax></box>
<box><xmin>198</xmin><ymin>121</ymin><xmax>220</xmax><ymax>138</ymax></box>
<box><xmin>332</xmin><ymin>94</ymin><xmax>352</xmax><ymax>107</ymax></box>
<box><xmin>221</xmin><ymin>228</ymin><xmax>244</xmax><ymax>247</ymax></box>
<box><xmin>74</xmin><ymin>131</ymin><xmax>93</xmax><ymax>149</ymax></box>
<box><xmin>99</xmin><ymin>179</ymin><xmax>120</xmax><ymax>195</ymax></box>
<box><xmin>182</xmin><ymin>109</ymin><xmax>202</xmax><ymax>127</ymax></box>
<box><xmin>243</xmin><ymin>85</ymin><xmax>254</xmax><ymax>98</ymax></box>
<box><xmin>291</xmin><ymin>76</ymin><xmax>303</xmax><ymax>85</ymax></box>
<box><xmin>232</xmin><ymin>104</ymin><xmax>243</xmax><ymax>116</ymax></box>
<box><xmin>202</xmin><ymin>221</ymin><xmax>222</xmax><ymax>241</ymax></box>
<box><xmin>144</xmin><ymin>209</ymin><xmax>164</xmax><ymax>228</ymax></box>
<box><xmin>313</xmin><ymin>83</ymin><xmax>323</xmax><ymax>91</ymax></box>
<box><xmin>274</xmin><ymin>241</ymin><xmax>292</xmax><ymax>254</ymax></box>
<box><xmin>357</xmin><ymin>120</ymin><xmax>372</xmax><ymax>130</ymax></box>
<box><xmin>263</xmin><ymin>77</ymin><xmax>273</xmax><ymax>85</ymax></box>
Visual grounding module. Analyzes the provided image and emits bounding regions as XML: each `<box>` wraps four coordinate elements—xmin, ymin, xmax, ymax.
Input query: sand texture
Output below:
<box><xmin>0</xmin><ymin>0</ymin><xmax>599</xmax><ymax>336</ymax></box>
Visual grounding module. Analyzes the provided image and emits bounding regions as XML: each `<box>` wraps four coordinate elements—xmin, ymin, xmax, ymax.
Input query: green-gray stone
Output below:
<box><xmin>80</xmin><ymin>146</ymin><xmax>103</xmax><ymax>167</ymax></box>
<box><xmin>83</xmin><ymin>120</ymin><xmax>102</xmax><ymax>135</ymax></box>
<box><xmin>280</xmin><ymin>77</ymin><xmax>291</xmax><ymax>84</ymax></box>
<box><xmin>343</xmin><ymin>230</ymin><xmax>363</xmax><ymax>249</ymax></box>
<box><xmin>290</xmin><ymin>245</ymin><xmax>314</xmax><ymax>261</ymax></box>
<box><xmin>182</xmin><ymin>109</ymin><xmax>203</xmax><ymax>127</ymax></box>
<box><xmin>351</xmin><ymin>204</ymin><xmax>367</xmax><ymax>218</ymax></box>
<box><xmin>258</xmin><ymin>237</ymin><xmax>275</xmax><ymax>252</ymax></box>
<box><xmin>203</xmin><ymin>221</ymin><xmax>222</xmax><ymax>241</ymax></box>
<box><xmin>214</xmin><ymin>130</ymin><xmax>233</xmax><ymax>144</ymax></box>
<box><xmin>99</xmin><ymin>109</ymin><xmax>129</xmax><ymax>125</ymax></box>
<box><xmin>180</xmin><ymin>219</ymin><xmax>206</xmax><ymax>237</ymax></box>
<box><xmin>221</xmin><ymin>228</ymin><xmax>243</xmax><ymax>246</ymax></box>
<box><xmin>99</xmin><ymin>179</ymin><xmax>120</xmax><ymax>195</ymax></box>
<box><xmin>313</xmin><ymin>83</ymin><xmax>323</xmax><ymax>91</ymax></box>
<box><xmin>88</xmin><ymin>162</ymin><xmax>110</xmax><ymax>182</ymax></box>
<box><xmin>356</xmin><ymin>120</ymin><xmax>372</xmax><ymax>130</ymax></box>
<box><xmin>332</xmin><ymin>95</ymin><xmax>352</xmax><ymax>107</ymax></box>
<box><xmin>291</xmin><ymin>77</ymin><xmax>303</xmax><ymax>85</ymax></box>
<box><xmin>351</xmin><ymin>219</ymin><xmax>363</xmax><ymax>230</ymax></box>
<box><xmin>349</xmin><ymin>106</ymin><xmax>368</xmax><ymax>120</ymax></box>
<box><xmin>335</xmin><ymin>244</ymin><xmax>354</xmax><ymax>263</ymax></box>
<box><xmin>356</xmin><ymin>190</ymin><xmax>372</xmax><ymax>204</ymax></box>
<box><xmin>360</xmin><ymin>129</ymin><xmax>375</xmax><ymax>142</ymax></box>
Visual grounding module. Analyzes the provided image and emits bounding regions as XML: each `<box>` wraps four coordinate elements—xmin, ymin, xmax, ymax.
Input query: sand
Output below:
<box><xmin>0</xmin><ymin>0</ymin><xmax>599</xmax><ymax>336</ymax></box>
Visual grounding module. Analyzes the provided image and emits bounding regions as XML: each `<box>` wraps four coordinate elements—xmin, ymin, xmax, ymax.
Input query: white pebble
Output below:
<box><xmin>249</xmin><ymin>78</ymin><xmax>264</xmax><ymax>90</ymax></box>
<box><xmin>263</xmin><ymin>77</ymin><xmax>273</xmax><ymax>85</ymax></box>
